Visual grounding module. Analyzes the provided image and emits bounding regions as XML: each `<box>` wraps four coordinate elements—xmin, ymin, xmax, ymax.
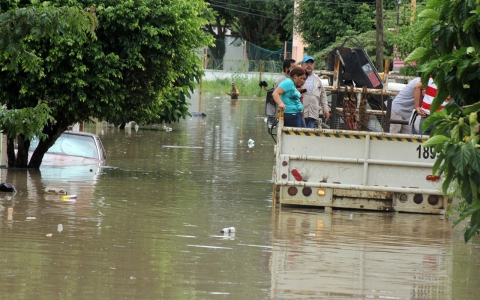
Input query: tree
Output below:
<box><xmin>0</xmin><ymin>0</ymin><xmax>212</xmax><ymax>169</ymax></box>
<box><xmin>0</xmin><ymin>102</ymin><xmax>54</xmax><ymax>167</ymax></box>
<box><xmin>0</xmin><ymin>3</ymin><xmax>98</xmax><ymax>167</ymax></box>
<box><xmin>0</xmin><ymin>3</ymin><xmax>97</xmax><ymax>73</ymax></box>
<box><xmin>231</xmin><ymin>0</ymin><xmax>291</xmax><ymax>51</ymax></box>
<box><xmin>295</xmin><ymin>0</ymin><xmax>376</xmax><ymax>53</ymax></box>
<box><xmin>405</xmin><ymin>0</ymin><xmax>480</xmax><ymax>242</ymax></box>
<box><xmin>203</xmin><ymin>1</ymin><xmax>236</xmax><ymax>69</ymax></box>
<box><xmin>206</xmin><ymin>0</ymin><xmax>292</xmax><ymax>61</ymax></box>
<box><xmin>386</xmin><ymin>1</ymin><xmax>428</xmax><ymax>76</ymax></box>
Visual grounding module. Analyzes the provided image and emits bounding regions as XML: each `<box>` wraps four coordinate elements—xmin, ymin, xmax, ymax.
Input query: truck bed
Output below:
<box><xmin>273</xmin><ymin>126</ymin><xmax>447</xmax><ymax>214</ymax></box>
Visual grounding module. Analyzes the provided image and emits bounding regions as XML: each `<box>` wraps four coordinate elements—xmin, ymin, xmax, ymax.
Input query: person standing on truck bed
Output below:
<box><xmin>272</xmin><ymin>66</ymin><xmax>307</xmax><ymax>127</ymax></box>
<box><xmin>390</xmin><ymin>77</ymin><xmax>421</xmax><ymax>134</ymax></box>
<box><xmin>266</xmin><ymin>59</ymin><xmax>297</xmax><ymax>119</ymax></box>
<box><xmin>413</xmin><ymin>76</ymin><xmax>450</xmax><ymax>135</ymax></box>
<box><xmin>301</xmin><ymin>56</ymin><xmax>330</xmax><ymax>128</ymax></box>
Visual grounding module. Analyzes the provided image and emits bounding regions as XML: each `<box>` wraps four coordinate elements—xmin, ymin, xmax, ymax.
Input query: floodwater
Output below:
<box><xmin>0</xmin><ymin>91</ymin><xmax>479</xmax><ymax>300</ymax></box>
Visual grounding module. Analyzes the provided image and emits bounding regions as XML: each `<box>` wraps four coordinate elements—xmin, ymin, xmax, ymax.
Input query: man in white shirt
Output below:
<box><xmin>301</xmin><ymin>56</ymin><xmax>330</xmax><ymax>128</ymax></box>
<box><xmin>390</xmin><ymin>77</ymin><xmax>421</xmax><ymax>133</ymax></box>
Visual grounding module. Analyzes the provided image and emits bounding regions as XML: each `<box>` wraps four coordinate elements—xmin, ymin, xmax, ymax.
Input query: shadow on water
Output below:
<box><xmin>0</xmin><ymin>90</ymin><xmax>479</xmax><ymax>299</ymax></box>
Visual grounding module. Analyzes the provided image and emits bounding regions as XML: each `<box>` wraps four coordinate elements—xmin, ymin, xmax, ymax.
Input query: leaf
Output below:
<box><xmin>464</xmin><ymin>220</ymin><xmax>480</xmax><ymax>242</ymax></box>
<box><xmin>450</xmin><ymin>124</ymin><xmax>460</xmax><ymax>142</ymax></box>
<box><xmin>462</xmin><ymin>101</ymin><xmax>480</xmax><ymax>115</ymax></box>
<box><xmin>453</xmin><ymin>201</ymin><xmax>480</xmax><ymax>227</ymax></box>
<box><xmin>430</xmin><ymin>89</ymin><xmax>450</xmax><ymax>113</ymax></box>
<box><xmin>424</xmin><ymin>135</ymin><xmax>449</xmax><ymax>147</ymax></box>
<box><xmin>405</xmin><ymin>47</ymin><xmax>429</xmax><ymax>63</ymax></box>
<box><xmin>470</xmin><ymin>177</ymin><xmax>478</xmax><ymax>203</ymax></box>
<box><xmin>418</xmin><ymin>9</ymin><xmax>439</xmax><ymax>20</ymax></box>
<box><xmin>452</xmin><ymin>144</ymin><xmax>473</xmax><ymax>176</ymax></box>
<box><xmin>463</xmin><ymin>13</ymin><xmax>480</xmax><ymax>31</ymax></box>
<box><xmin>471</xmin><ymin>148</ymin><xmax>480</xmax><ymax>174</ymax></box>
<box><xmin>442</xmin><ymin>168</ymin><xmax>455</xmax><ymax>195</ymax></box>
<box><xmin>414</xmin><ymin>20</ymin><xmax>436</xmax><ymax>46</ymax></box>
<box><xmin>432</xmin><ymin>151</ymin><xmax>445</xmax><ymax>175</ymax></box>
<box><xmin>421</xmin><ymin>110</ymin><xmax>446</xmax><ymax>132</ymax></box>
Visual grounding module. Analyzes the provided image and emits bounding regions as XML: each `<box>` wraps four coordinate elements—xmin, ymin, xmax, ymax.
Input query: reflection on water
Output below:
<box><xmin>272</xmin><ymin>208</ymin><xmax>454</xmax><ymax>299</ymax></box>
<box><xmin>0</xmin><ymin>91</ymin><xmax>479</xmax><ymax>299</ymax></box>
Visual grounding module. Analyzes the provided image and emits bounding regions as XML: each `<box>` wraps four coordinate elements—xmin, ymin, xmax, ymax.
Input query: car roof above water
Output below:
<box><xmin>29</xmin><ymin>130</ymin><xmax>107</xmax><ymax>164</ymax></box>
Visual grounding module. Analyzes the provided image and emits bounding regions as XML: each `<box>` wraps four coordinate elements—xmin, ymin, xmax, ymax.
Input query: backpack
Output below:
<box><xmin>266</xmin><ymin>88</ymin><xmax>275</xmax><ymax>105</ymax></box>
<box><xmin>265</xmin><ymin>88</ymin><xmax>277</xmax><ymax>116</ymax></box>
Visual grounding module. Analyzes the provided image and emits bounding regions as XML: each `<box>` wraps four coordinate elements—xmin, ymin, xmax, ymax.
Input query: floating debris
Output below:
<box><xmin>220</xmin><ymin>227</ymin><xmax>235</xmax><ymax>233</ymax></box>
<box><xmin>62</xmin><ymin>195</ymin><xmax>77</xmax><ymax>201</ymax></box>
<box><xmin>45</xmin><ymin>187</ymin><xmax>67</xmax><ymax>194</ymax></box>
<box><xmin>0</xmin><ymin>183</ymin><xmax>16</xmax><ymax>193</ymax></box>
<box><xmin>162</xmin><ymin>145</ymin><xmax>203</xmax><ymax>149</ymax></box>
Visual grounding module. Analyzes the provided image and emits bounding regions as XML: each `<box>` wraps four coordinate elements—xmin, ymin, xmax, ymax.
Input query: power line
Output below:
<box><xmin>209</xmin><ymin>0</ymin><xmax>281</xmax><ymax>17</ymax></box>
<box><xmin>217</xmin><ymin>0</ymin><xmax>374</xmax><ymax>5</ymax></box>
<box><xmin>207</xmin><ymin>0</ymin><xmax>377</xmax><ymax>22</ymax></box>
<box><xmin>208</xmin><ymin>3</ymin><xmax>282</xmax><ymax>20</ymax></box>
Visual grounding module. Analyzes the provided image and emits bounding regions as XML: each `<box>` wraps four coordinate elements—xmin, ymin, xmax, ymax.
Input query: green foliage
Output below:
<box><xmin>314</xmin><ymin>31</ymin><xmax>394</xmax><ymax>71</ymax></box>
<box><xmin>0</xmin><ymin>0</ymin><xmax>213</xmax><ymax>168</ymax></box>
<box><xmin>0</xmin><ymin>3</ymin><xmax>97</xmax><ymax>74</ymax></box>
<box><xmin>398</xmin><ymin>64</ymin><xmax>419</xmax><ymax>76</ymax></box>
<box><xmin>353</xmin><ymin>3</ymin><xmax>376</xmax><ymax>33</ymax></box>
<box><xmin>0</xmin><ymin>102</ymin><xmax>54</xmax><ymax>141</ymax></box>
<box><xmin>295</xmin><ymin>1</ymin><xmax>353</xmax><ymax>52</ymax></box>
<box><xmin>387</xmin><ymin>3</ymin><xmax>429</xmax><ymax>60</ymax></box>
<box><xmin>205</xmin><ymin>0</ymin><xmax>292</xmax><ymax>57</ymax></box>
<box><xmin>295</xmin><ymin>0</ymin><xmax>377</xmax><ymax>53</ymax></box>
<box><xmin>230</xmin><ymin>0</ymin><xmax>292</xmax><ymax>52</ymax></box>
<box><xmin>408</xmin><ymin>0</ymin><xmax>480</xmax><ymax>242</ymax></box>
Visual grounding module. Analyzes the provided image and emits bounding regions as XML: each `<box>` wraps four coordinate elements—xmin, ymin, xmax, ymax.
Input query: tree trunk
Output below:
<box><xmin>208</xmin><ymin>39</ymin><xmax>226</xmax><ymax>69</ymax></box>
<box><xmin>28</xmin><ymin>120</ymin><xmax>70</xmax><ymax>169</ymax></box>
<box><xmin>15</xmin><ymin>134</ymin><xmax>30</xmax><ymax>168</ymax></box>
<box><xmin>7</xmin><ymin>138</ymin><xmax>16</xmax><ymax>168</ymax></box>
<box><xmin>375</xmin><ymin>0</ymin><xmax>384</xmax><ymax>72</ymax></box>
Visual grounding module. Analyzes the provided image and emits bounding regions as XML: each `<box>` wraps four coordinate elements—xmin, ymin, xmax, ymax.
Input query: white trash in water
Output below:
<box><xmin>248</xmin><ymin>139</ymin><xmax>254</xmax><ymax>148</ymax></box>
<box><xmin>220</xmin><ymin>227</ymin><xmax>235</xmax><ymax>233</ymax></box>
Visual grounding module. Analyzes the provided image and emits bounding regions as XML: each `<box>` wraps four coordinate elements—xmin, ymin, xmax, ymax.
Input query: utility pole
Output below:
<box><xmin>375</xmin><ymin>0</ymin><xmax>384</xmax><ymax>72</ymax></box>
<box><xmin>411</xmin><ymin>0</ymin><xmax>416</xmax><ymax>23</ymax></box>
<box><xmin>396</xmin><ymin>0</ymin><xmax>401</xmax><ymax>27</ymax></box>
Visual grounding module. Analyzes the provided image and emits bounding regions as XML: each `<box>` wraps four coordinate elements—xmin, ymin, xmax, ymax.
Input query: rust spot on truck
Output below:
<box><xmin>334</xmin><ymin>189</ymin><xmax>393</xmax><ymax>199</ymax></box>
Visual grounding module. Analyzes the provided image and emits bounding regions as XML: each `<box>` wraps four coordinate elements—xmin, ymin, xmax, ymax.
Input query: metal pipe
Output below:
<box><xmin>324</xmin><ymin>86</ymin><xmax>399</xmax><ymax>96</ymax></box>
<box><xmin>284</xmin><ymin>154</ymin><xmax>434</xmax><ymax>168</ymax></box>
<box><xmin>363</xmin><ymin>135</ymin><xmax>370</xmax><ymax>185</ymax></box>
<box><xmin>316</xmin><ymin>70</ymin><xmax>415</xmax><ymax>81</ymax></box>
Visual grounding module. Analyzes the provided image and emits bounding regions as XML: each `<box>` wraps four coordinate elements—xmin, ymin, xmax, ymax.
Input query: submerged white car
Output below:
<box><xmin>29</xmin><ymin>131</ymin><xmax>107</xmax><ymax>166</ymax></box>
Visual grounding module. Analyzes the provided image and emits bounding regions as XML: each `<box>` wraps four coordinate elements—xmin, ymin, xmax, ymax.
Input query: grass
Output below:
<box><xmin>196</xmin><ymin>77</ymin><xmax>274</xmax><ymax>98</ymax></box>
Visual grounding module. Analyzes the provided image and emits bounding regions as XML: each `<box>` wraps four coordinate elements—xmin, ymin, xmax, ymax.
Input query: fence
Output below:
<box><xmin>203</xmin><ymin>38</ymin><xmax>292</xmax><ymax>73</ymax></box>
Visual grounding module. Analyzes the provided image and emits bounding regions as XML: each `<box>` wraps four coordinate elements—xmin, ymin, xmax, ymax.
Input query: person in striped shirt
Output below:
<box><xmin>412</xmin><ymin>77</ymin><xmax>450</xmax><ymax>135</ymax></box>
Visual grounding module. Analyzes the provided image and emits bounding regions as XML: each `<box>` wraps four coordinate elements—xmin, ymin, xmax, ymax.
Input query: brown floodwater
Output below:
<box><xmin>0</xmin><ymin>91</ymin><xmax>479</xmax><ymax>299</ymax></box>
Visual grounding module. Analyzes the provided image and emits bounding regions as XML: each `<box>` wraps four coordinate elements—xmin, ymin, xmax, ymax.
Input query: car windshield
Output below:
<box><xmin>29</xmin><ymin>133</ymin><xmax>99</xmax><ymax>159</ymax></box>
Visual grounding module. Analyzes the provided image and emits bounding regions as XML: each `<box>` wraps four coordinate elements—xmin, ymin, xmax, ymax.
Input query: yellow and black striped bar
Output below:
<box><xmin>283</xmin><ymin>130</ymin><xmax>426</xmax><ymax>143</ymax></box>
